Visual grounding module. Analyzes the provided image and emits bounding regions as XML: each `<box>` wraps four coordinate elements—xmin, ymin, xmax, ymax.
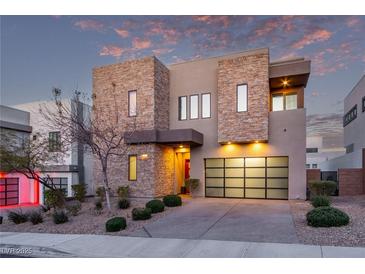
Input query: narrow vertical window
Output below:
<box><xmin>201</xmin><ymin>93</ymin><xmax>211</xmax><ymax>118</ymax></box>
<box><xmin>49</xmin><ymin>131</ymin><xmax>61</xmax><ymax>152</ymax></box>
<box><xmin>178</xmin><ymin>96</ymin><xmax>187</xmax><ymax>120</ymax></box>
<box><xmin>190</xmin><ymin>95</ymin><xmax>199</xmax><ymax>119</ymax></box>
<box><xmin>237</xmin><ymin>84</ymin><xmax>248</xmax><ymax>112</ymax></box>
<box><xmin>285</xmin><ymin>94</ymin><xmax>298</xmax><ymax>110</ymax></box>
<box><xmin>128</xmin><ymin>90</ymin><xmax>137</xmax><ymax>117</ymax></box>
<box><xmin>272</xmin><ymin>94</ymin><xmax>284</xmax><ymax>111</ymax></box>
<box><xmin>128</xmin><ymin>155</ymin><xmax>137</xmax><ymax>181</ymax></box>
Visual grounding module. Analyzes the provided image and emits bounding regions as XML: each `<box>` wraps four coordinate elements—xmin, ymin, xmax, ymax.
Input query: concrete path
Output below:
<box><xmin>132</xmin><ymin>198</ymin><xmax>298</xmax><ymax>243</ymax></box>
<box><xmin>1</xmin><ymin>232</ymin><xmax>364</xmax><ymax>258</ymax></box>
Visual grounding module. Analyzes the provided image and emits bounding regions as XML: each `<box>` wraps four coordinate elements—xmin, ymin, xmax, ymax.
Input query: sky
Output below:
<box><xmin>1</xmin><ymin>16</ymin><xmax>364</xmax><ymax>140</ymax></box>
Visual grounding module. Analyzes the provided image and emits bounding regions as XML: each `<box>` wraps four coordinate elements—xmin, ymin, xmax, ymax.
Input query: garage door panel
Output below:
<box><xmin>225</xmin><ymin>168</ymin><xmax>244</xmax><ymax>177</ymax></box>
<box><xmin>206</xmin><ymin>168</ymin><xmax>224</xmax><ymax>178</ymax></box>
<box><xmin>267</xmin><ymin>178</ymin><xmax>288</xmax><ymax>188</ymax></box>
<box><xmin>267</xmin><ymin>189</ymin><xmax>288</xmax><ymax>199</ymax></box>
<box><xmin>245</xmin><ymin>178</ymin><xmax>265</xmax><ymax>188</ymax></box>
<box><xmin>245</xmin><ymin>188</ymin><xmax>266</xmax><ymax>198</ymax></box>
<box><xmin>267</xmin><ymin>157</ymin><xmax>288</xmax><ymax>167</ymax></box>
<box><xmin>267</xmin><ymin>167</ymin><xmax>288</xmax><ymax>178</ymax></box>
<box><xmin>206</xmin><ymin>178</ymin><xmax>224</xmax><ymax>187</ymax></box>
<box><xmin>225</xmin><ymin>178</ymin><xmax>243</xmax><ymax>187</ymax></box>
<box><xmin>245</xmin><ymin>157</ymin><xmax>265</xmax><ymax>167</ymax></box>
<box><xmin>205</xmin><ymin>159</ymin><xmax>224</xmax><ymax>168</ymax></box>
<box><xmin>206</xmin><ymin>188</ymin><xmax>224</xmax><ymax>197</ymax></box>
<box><xmin>245</xmin><ymin>168</ymin><xmax>265</xmax><ymax>177</ymax></box>
<box><xmin>225</xmin><ymin>188</ymin><xmax>244</xmax><ymax>198</ymax></box>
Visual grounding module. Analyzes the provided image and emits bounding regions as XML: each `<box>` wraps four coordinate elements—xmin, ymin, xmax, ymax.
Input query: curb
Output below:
<box><xmin>0</xmin><ymin>244</ymin><xmax>77</xmax><ymax>258</ymax></box>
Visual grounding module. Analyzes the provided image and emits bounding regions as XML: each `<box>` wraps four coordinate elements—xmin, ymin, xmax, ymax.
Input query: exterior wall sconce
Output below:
<box><xmin>140</xmin><ymin>154</ymin><xmax>149</xmax><ymax>160</ymax></box>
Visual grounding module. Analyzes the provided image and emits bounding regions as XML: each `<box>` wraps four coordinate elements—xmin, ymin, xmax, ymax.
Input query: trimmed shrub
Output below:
<box><xmin>308</xmin><ymin>180</ymin><xmax>337</xmax><ymax>196</ymax></box>
<box><xmin>41</xmin><ymin>205</ymin><xmax>50</xmax><ymax>213</ymax></box>
<box><xmin>117</xmin><ymin>186</ymin><xmax>129</xmax><ymax>199</ymax></box>
<box><xmin>118</xmin><ymin>198</ymin><xmax>130</xmax><ymax>209</ymax></box>
<box><xmin>44</xmin><ymin>189</ymin><xmax>66</xmax><ymax>209</ymax></box>
<box><xmin>311</xmin><ymin>195</ymin><xmax>331</xmax><ymax>208</ymax></box>
<box><xmin>146</xmin><ymin>199</ymin><xmax>165</xmax><ymax>213</ymax></box>
<box><xmin>95</xmin><ymin>186</ymin><xmax>105</xmax><ymax>201</ymax></box>
<box><xmin>53</xmin><ymin>210</ymin><xmax>69</xmax><ymax>224</ymax></box>
<box><xmin>66</xmin><ymin>200</ymin><xmax>82</xmax><ymax>216</ymax></box>
<box><xmin>163</xmin><ymin>195</ymin><xmax>182</xmax><ymax>207</ymax></box>
<box><xmin>105</xmin><ymin>217</ymin><xmax>127</xmax><ymax>232</ymax></box>
<box><xmin>132</xmin><ymin>207</ymin><xmax>152</xmax><ymax>221</ymax></box>
<box><xmin>29</xmin><ymin>211</ymin><xmax>43</xmax><ymax>225</ymax></box>
<box><xmin>94</xmin><ymin>199</ymin><xmax>103</xmax><ymax>210</ymax></box>
<box><xmin>8</xmin><ymin>210</ymin><xmax>28</xmax><ymax>224</ymax></box>
<box><xmin>72</xmin><ymin>184</ymin><xmax>87</xmax><ymax>202</ymax></box>
<box><xmin>306</xmin><ymin>207</ymin><xmax>350</xmax><ymax>227</ymax></box>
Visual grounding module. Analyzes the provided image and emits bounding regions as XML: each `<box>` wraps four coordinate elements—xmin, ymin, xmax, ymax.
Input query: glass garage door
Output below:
<box><xmin>205</xmin><ymin>157</ymin><xmax>288</xmax><ymax>199</ymax></box>
<box><xmin>0</xmin><ymin>178</ymin><xmax>19</xmax><ymax>206</ymax></box>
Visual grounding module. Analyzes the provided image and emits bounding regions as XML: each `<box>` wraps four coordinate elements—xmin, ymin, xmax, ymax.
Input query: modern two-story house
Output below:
<box><xmin>92</xmin><ymin>48</ymin><xmax>311</xmax><ymax>200</ymax></box>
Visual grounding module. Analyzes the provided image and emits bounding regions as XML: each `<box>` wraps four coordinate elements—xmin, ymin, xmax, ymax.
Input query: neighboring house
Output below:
<box><xmin>320</xmin><ymin>75</ymin><xmax>365</xmax><ymax>171</ymax></box>
<box><xmin>0</xmin><ymin>105</ymin><xmax>38</xmax><ymax>207</ymax></box>
<box><xmin>93</xmin><ymin>48</ymin><xmax>311</xmax><ymax>200</ymax></box>
<box><xmin>13</xmin><ymin>99</ymin><xmax>94</xmax><ymax>203</ymax></box>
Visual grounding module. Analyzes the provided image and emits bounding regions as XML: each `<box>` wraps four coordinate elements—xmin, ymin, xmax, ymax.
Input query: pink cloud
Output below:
<box><xmin>132</xmin><ymin>37</ymin><xmax>152</xmax><ymax>49</ymax></box>
<box><xmin>346</xmin><ymin>17</ymin><xmax>361</xmax><ymax>27</ymax></box>
<box><xmin>147</xmin><ymin>21</ymin><xmax>180</xmax><ymax>44</ymax></box>
<box><xmin>74</xmin><ymin>19</ymin><xmax>104</xmax><ymax>32</ymax></box>
<box><xmin>152</xmin><ymin>48</ymin><xmax>173</xmax><ymax>56</ymax></box>
<box><xmin>291</xmin><ymin>29</ymin><xmax>332</xmax><ymax>49</ymax></box>
<box><xmin>192</xmin><ymin>16</ymin><xmax>230</xmax><ymax>28</ymax></box>
<box><xmin>114</xmin><ymin>28</ymin><xmax>129</xmax><ymax>38</ymax></box>
<box><xmin>99</xmin><ymin>45</ymin><xmax>124</xmax><ymax>58</ymax></box>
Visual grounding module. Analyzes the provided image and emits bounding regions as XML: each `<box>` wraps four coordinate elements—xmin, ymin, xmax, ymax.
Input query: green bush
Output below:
<box><xmin>311</xmin><ymin>195</ymin><xmax>331</xmax><ymax>208</ymax></box>
<box><xmin>105</xmin><ymin>217</ymin><xmax>127</xmax><ymax>232</ymax></box>
<box><xmin>117</xmin><ymin>186</ymin><xmax>129</xmax><ymax>199</ymax></box>
<box><xmin>8</xmin><ymin>210</ymin><xmax>28</xmax><ymax>224</ymax></box>
<box><xmin>29</xmin><ymin>211</ymin><xmax>43</xmax><ymax>225</ymax></box>
<box><xmin>94</xmin><ymin>199</ymin><xmax>103</xmax><ymax>210</ymax></box>
<box><xmin>163</xmin><ymin>195</ymin><xmax>182</xmax><ymax>207</ymax></box>
<box><xmin>118</xmin><ymin>198</ymin><xmax>130</xmax><ymax>209</ymax></box>
<box><xmin>308</xmin><ymin>180</ymin><xmax>337</xmax><ymax>196</ymax></box>
<box><xmin>306</xmin><ymin>207</ymin><xmax>350</xmax><ymax>227</ymax></box>
<box><xmin>132</xmin><ymin>207</ymin><xmax>152</xmax><ymax>220</ymax></box>
<box><xmin>146</xmin><ymin>199</ymin><xmax>165</xmax><ymax>213</ymax></box>
<box><xmin>66</xmin><ymin>200</ymin><xmax>82</xmax><ymax>216</ymax></box>
<box><xmin>52</xmin><ymin>210</ymin><xmax>69</xmax><ymax>224</ymax></box>
<box><xmin>44</xmin><ymin>189</ymin><xmax>66</xmax><ymax>209</ymax></box>
<box><xmin>72</xmin><ymin>184</ymin><xmax>87</xmax><ymax>202</ymax></box>
<box><xmin>95</xmin><ymin>186</ymin><xmax>105</xmax><ymax>201</ymax></box>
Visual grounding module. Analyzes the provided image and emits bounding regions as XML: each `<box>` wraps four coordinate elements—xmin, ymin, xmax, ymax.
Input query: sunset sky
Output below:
<box><xmin>1</xmin><ymin>16</ymin><xmax>364</xmax><ymax>139</ymax></box>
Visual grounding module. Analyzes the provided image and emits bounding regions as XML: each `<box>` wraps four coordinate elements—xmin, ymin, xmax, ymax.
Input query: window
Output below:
<box><xmin>306</xmin><ymin>148</ymin><xmax>318</xmax><ymax>153</ymax></box>
<box><xmin>48</xmin><ymin>178</ymin><xmax>68</xmax><ymax>195</ymax></box>
<box><xmin>362</xmin><ymin>96</ymin><xmax>365</xmax><ymax>112</ymax></box>
<box><xmin>237</xmin><ymin>84</ymin><xmax>248</xmax><ymax>112</ymax></box>
<box><xmin>128</xmin><ymin>155</ymin><xmax>137</xmax><ymax>181</ymax></box>
<box><xmin>343</xmin><ymin>105</ymin><xmax>357</xmax><ymax>126</ymax></box>
<box><xmin>190</xmin><ymin>95</ymin><xmax>199</xmax><ymax>119</ymax></box>
<box><xmin>272</xmin><ymin>93</ymin><xmax>298</xmax><ymax>111</ymax></box>
<box><xmin>178</xmin><ymin>96</ymin><xmax>187</xmax><ymax>120</ymax></box>
<box><xmin>201</xmin><ymin>93</ymin><xmax>211</xmax><ymax>118</ymax></box>
<box><xmin>346</xmin><ymin>143</ymin><xmax>354</xmax><ymax>154</ymax></box>
<box><xmin>128</xmin><ymin>90</ymin><xmax>137</xmax><ymax>117</ymax></box>
<box><xmin>312</xmin><ymin>164</ymin><xmax>318</xmax><ymax>169</ymax></box>
<box><xmin>49</xmin><ymin>131</ymin><xmax>61</xmax><ymax>152</ymax></box>
<box><xmin>306</xmin><ymin>164</ymin><xmax>310</xmax><ymax>169</ymax></box>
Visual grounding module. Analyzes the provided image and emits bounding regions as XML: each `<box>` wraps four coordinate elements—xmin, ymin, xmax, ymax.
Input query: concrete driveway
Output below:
<box><xmin>132</xmin><ymin>198</ymin><xmax>299</xmax><ymax>244</ymax></box>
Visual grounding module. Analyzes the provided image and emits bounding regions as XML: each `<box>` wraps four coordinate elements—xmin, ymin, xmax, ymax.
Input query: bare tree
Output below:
<box><xmin>41</xmin><ymin>88</ymin><xmax>136</xmax><ymax>210</ymax></box>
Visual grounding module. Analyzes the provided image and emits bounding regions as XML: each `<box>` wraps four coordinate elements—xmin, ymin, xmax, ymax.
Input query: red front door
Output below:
<box><xmin>185</xmin><ymin>159</ymin><xmax>190</xmax><ymax>179</ymax></box>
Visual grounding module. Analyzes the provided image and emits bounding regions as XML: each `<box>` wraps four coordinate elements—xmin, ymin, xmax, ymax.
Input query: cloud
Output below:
<box><xmin>291</xmin><ymin>29</ymin><xmax>332</xmax><ymax>49</ymax></box>
<box><xmin>114</xmin><ymin>28</ymin><xmax>129</xmax><ymax>38</ymax></box>
<box><xmin>99</xmin><ymin>45</ymin><xmax>124</xmax><ymax>58</ymax></box>
<box><xmin>146</xmin><ymin>20</ymin><xmax>181</xmax><ymax>45</ymax></box>
<box><xmin>306</xmin><ymin>113</ymin><xmax>343</xmax><ymax>137</ymax></box>
<box><xmin>192</xmin><ymin>16</ymin><xmax>231</xmax><ymax>28</ymax></box>
<box><xmin>132</xmin><ymin>37</ymin><xmax>152</xmax><ymax>49</ymax></box>
<box><xmin>152</xmin><ymin>48</ymin><xmax>173</xmax><ymax>56</ymax></box>
<box><xmin>74</xmin><ymin>19</ymin><xmax>104</xmax><ymax>32</ymax></box>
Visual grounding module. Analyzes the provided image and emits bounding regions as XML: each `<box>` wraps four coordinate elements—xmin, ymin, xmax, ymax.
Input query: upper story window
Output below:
<box><xmin>178</xmin><ymin>96</ymin><xmax>187</xmax><ymax>120</ymax></box>
<box><xmin>345</xmin><ymin>143</ymin><xmax>354</xmax><ymax>154</ymax></box>
<box><xmin>306</xmin><ymin>148</ymin><xmax>318</xmax><ymax>153</ymax></box>
<box><xmin>237</xmin><ymin>84</ymin><xmax>248</xmax><ymax>112</ymax></box>
<box><xmin>190</xmin><ymin>95</ymin><xmax>199</xmax><ymax>119</ymax></box>
<box><xmin>362</xmin><ymin>96</ymin><xmax>365</xmax><ymax>112</ymax></box>
<box><xmin>128</xmin><ymin>90</ymin><xmax>137</xmax><ymax>117</ymax></box>
<box><xmin>272</xmin><ymin>93</ymin><xmax>297</xmax><ymax>111</ymax></box>
<box><xmin>343</xmin><ymin>105</ymin><xmax>357</xmax><ymax>127</ymax></box>
<box><xmin>201</xmin><ymin>93</ymin><xmax>211</xmax><ymax>118</ymax></box>
<box><xmin>49</xmin><ymin>131</ymin><xmax>61</xmax><ymax>152</ymax></box>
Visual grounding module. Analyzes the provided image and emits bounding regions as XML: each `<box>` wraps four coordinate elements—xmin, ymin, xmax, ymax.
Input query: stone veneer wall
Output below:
<box><xmin>217</xmin><ymin>51</ymin><xmax>270</xmax><ymax>143</ymax></box>
<box><xmin>338</xmin><ymin>168</ymin><xmax>364</xmax><ymax>196</ymax></box>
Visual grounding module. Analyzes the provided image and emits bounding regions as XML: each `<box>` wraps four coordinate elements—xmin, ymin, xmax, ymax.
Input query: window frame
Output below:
<box><xmin>362</xmin><ymin>96</ymin><xmax>365</xmax><ymax>113</ymax></box>
<box><xmin>178</xmin><ymin>96</ymin><xmax>188</xmax><ymax>121</ymax></box>
<box><xmin>343</xmin><ymin>104</ymin><xmax>357</xmax><ymax>127</ymax></box>
<box><xmin>189</xmin><ymin>94</ymin><xmax>199</xmax><ymax>120</ymax></box>
<box><xmin>49</xmin><ymin>131</ymin><xmax>61</xmax><ymax>152</ymax></box>
<box><xmin>201</xmin><ymin>92</ymin><xmax>211</xmax><ymax>119</ymax></box>
<box><xmin>128</xmin><ymin>90</ymin><xmax>137</xmax><ymax>117</ymax></box>
<box><xmin>128</xmin><ymin>154</ymin><xmax>137</xmax><ymax>181</ymax></box>
<box><xmin>236</xmin><ymin>84</ymin><xmax>248</xmax><ymax>112</ymax></box>
<box><xmin>271</xmin><ymin>92</ymin><xmax>298</xmax><ymax>112</ymax></box>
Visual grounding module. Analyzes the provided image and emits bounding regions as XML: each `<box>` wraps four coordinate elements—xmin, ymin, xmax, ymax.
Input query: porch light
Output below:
<box><xmin>140</xmin><ymin>154</ymin><xmax>148</xmax><ymax>160</ymax></box>
<box><xmin>255</xmin><ymin>140</ymin><xmax>259</xmax><ymax>144</ymax></box>
<box><xmin>179</xmin><ymin>145</ymin><xmax>184</xmax><ymax>148</ymax></box>
<box><xmin>227</xmin><ymin>142</ymin><xmax>232</xmax><ymax>145</ymax></box>
<box><xmin>282</xmin><ymin>79</ymin><xmax>289</xmax><ymax>88</ymax></box>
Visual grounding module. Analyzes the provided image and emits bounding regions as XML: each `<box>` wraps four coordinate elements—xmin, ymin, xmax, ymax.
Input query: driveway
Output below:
<box><xmin>132</xmin><ymin>198</ymin><xmax>299</xmax><ymax>244</ymax></box>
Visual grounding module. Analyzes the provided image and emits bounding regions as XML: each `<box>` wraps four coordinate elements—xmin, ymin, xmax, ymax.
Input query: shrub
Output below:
<box><xmin>311</xmin><ymin>195</ymin><xmax>331</xmax><ymax>208</ymax></box>
<box><xmin>29</xmin><ymin>211</ymin><xmax>43</xmax><ymax>225</ymax></box>
<box><xmin>132</xmin><ymin>207</ymin><xmax>152</xmax><ymax>220</ymax></box>
<box><xmin>95</xmin><ymin>186</ymin><xmax>105</xmax><ymax>201</ymax></box>
<box><xmin>146</xmin><ymin>199</ymin><xmax>165</xmax><ymax>213</ymax></box>
<box><xmin>105</xmin><ymin>217</ymin><xmax>127</xmax><ymax>232</ymax></box>
<box><xmin>306</xmin><ymin>207</ymin><xmax>350</xmax><ymax>227</ymax></box>
<box><xmin>0</xmin><ymin>216</ymin><xmax>3</xmax><ymax>224</ymax></box>
<box><xmin>41</xmin><ymin>205</ymin><xmax>50</xmax><ymax>213</ymax></box>
<box><xmin>72</xmin><ymin>184</ymin><xmax>87</xmax><ymax>202</ymax></box>
<box><xmin>66</xmin><ymin>200</ymin><xmax>82</xmax><ymax>216</ymax></box>
<box><xmin>185</xmin><ymin>178</ymin><xmax>200</xmax><ymax>192</ymax></box>
<box><xmin>308</xmin><ymin>180</ymin><xmax>337</xmax><ymax>196</ymax></box>
<box><xmin>53</xmin><ymin>210</ymin><xmax>69</xmax><ymax>224</ymax></box>
<box><xmin>94</xmin><ymin>199</ymin><xmax>103</xmax><ymax>210</ymax></box>
<box><xmin>117</xmin><ymin>186</ymin><xmax>129</xmax><ymax>199</ymax></box>
<box><xmin>8</xmin><ymin>210</ymin><xmax>28</xmax><ymax>224</ymax></box>
<box><xmin>118</xmin><ymin>198</ymin><xmax>130</xmax><ymax>209</ymax></box>
<box><xmin>44</xmin><ymin>189</ymin><xmax>66</xmax><ymax>209</ymax></box>
<box><xmin>163</xmin><ymin>195</ymin><xmax>182</xmax><ymax>207</ymax></box>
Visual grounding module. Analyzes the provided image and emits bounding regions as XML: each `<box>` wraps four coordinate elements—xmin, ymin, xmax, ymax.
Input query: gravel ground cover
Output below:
<box><xmin>0</xmin><ymin>197</ymin><xmax>188</xmax><ymax>236</ymax></box>
<box><xmin>290</xmin><ymin>195</ymin><xmax>365</xmax><ymax>247</ymax></box>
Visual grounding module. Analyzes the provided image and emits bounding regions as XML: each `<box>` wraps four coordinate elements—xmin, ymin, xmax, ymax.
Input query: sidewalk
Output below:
<box><xmin>1</xmin><ymin>232</ymin><xmax>365</xmax><ymax>258</ymax></box>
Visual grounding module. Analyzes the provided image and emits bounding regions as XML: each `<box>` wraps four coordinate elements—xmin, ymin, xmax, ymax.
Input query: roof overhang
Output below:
<box><xmin>269</xmin><ymin>58</ymin><xmax>311</xmax><ymax>90</ymax></box>
<box><xmin>0</xmin><ymin>120</ymin><xmax>32</xmax><ymax>133</ymax></box>
<box><xmin>124</xmin><ymin>128</ymin><xmax>204</xmax><ymax>147</ymax></box>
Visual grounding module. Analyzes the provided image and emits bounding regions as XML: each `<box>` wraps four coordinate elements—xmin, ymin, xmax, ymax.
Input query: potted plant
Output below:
<box><xmin>185</xmin><ymin>178</ymin><xmax>200</xmax><ymax>197</ymax></box>
<box><xmin>180</xmin><ymin>182</ymin><xmax>187</xmax><ymax>194</ymax></box>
